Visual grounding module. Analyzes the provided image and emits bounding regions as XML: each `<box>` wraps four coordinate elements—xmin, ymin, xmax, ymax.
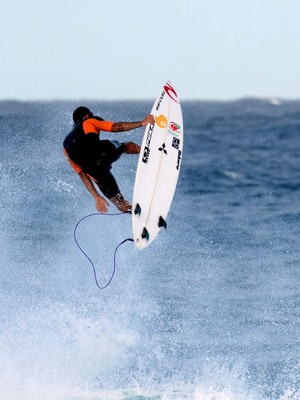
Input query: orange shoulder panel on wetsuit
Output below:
<box><xmin>63</xmin><ymin>148</ymin><xmax>82</xmax><ymax>173</ymax></box>
<box><xmin>82</xmin><ymin>118</ymin><xmax>114</xmax><ymax>134</ymax></box>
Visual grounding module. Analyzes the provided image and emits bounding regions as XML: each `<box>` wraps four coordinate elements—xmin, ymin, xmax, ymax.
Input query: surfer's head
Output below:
<box><xmin>73</xmin><ymin>106</ymin><xmax>93</xmax><ymax>123</ymax></box>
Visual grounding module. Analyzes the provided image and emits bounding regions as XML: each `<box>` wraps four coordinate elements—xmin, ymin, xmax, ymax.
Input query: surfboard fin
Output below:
<box><xmin>158</xmin><ymin>216</ymin><xmax>167</xmax><ymax>229</ymax></box>
<box><xmin>141</xmin><ymin>227</ymin><xmax>150</xmax><ymax>241</ymax></box>
<box><xmin>134</xmin><ymin>203</ymin><xmax>142</xmax><ymax>216</ymax></box>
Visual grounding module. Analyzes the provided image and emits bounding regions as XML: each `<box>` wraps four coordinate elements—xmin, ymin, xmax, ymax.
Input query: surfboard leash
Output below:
<box><xmin>73</xmin><ymin>212</ymin><xmax>133</xmax><ymax>289</ymax></box>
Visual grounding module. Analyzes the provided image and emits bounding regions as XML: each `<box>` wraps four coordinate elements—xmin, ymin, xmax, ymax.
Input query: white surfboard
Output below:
<box><xmin>132</xmin><ymin>81</ymin><xmax>183</xmax><ymax>249</ymax></box>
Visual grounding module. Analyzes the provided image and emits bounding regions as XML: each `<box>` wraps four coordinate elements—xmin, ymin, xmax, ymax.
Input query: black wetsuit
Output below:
<box><xmin>63</xmin><ymin>117</ymin><xmax>125</xmax><ymax>199</ymax></box>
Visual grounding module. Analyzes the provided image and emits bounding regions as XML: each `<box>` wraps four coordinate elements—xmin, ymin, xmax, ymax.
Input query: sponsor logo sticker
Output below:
<box><xmin>172</xmin><ymin>137</ymin><xmax>180</xmax><ymax>149</ymax></box>
<box><xmin>158</xmin><ymin>143</ymin><xmax>167</xmax><ymax>154</ymax></box>
<box><xmin>168</xmin><ymin>121</ymin><xmax>181</xmax><ymax>136</ymax></box>
<box><xmin>155</xmin><ymin>114</ymin><xmax>168</xmax><ymax>128</ymax></box>
<box><xmin>142</xmin><ymin>124</ymin><xmax>154</xmax><ymax>164</ymax></box>
<box><xmin>155</xmin><ymin>91</ymin><xmax>165</xmax><ymax>111</ymax></box>
<box><xmin>164</xmin><ymin>82</ymin><xmax>179</xmax><ymax>103</ymax></box>
<box><xmin>176</xmin><ymin>149</ymin><xmax>182</xmax><ymax>170</ymax></box>
<box><xmin>142</xmin><ymin>146</ymin><xmax>150</xmax><ymax>163</ymax></box>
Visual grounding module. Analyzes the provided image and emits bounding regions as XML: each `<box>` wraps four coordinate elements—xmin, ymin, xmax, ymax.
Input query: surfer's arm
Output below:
<box><xmin>83</xmin><ymin>116</ymin><xmax>154</xmax><ymax>134</ymax></box>
<box><xmin>78</xmin><ymin>171</ymin><xmax>109</xmax><ymax>213</ymax></box>
<box><xmin>111</xmin><ymin>115</ymin><xmax>155</xmax><ymax>132</ymax></box>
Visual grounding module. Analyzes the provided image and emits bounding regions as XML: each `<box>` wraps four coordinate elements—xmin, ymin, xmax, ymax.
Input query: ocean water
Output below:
<box><xmin>0</xmin><ymin>98</ymin><xmax>299</xmax><ymax>400</ymax></box>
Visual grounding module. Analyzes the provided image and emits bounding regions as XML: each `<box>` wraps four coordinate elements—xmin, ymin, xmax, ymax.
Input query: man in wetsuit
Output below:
<box><xmin>63</xmin><ymin>106</ymin><xmax>154</xmax><ymax>213</ymax></box>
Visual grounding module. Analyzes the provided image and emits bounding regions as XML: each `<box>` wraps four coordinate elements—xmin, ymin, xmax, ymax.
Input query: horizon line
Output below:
<box><xmin>0</xmin><ymin>95</ymin><xmax>299</xmax><ymax>103</ymax></box>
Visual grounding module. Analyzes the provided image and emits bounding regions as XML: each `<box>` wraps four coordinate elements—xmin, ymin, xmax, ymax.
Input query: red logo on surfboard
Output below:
<box><xmin>164</xmin><ymin>82</ymin><xmax>179</xmax><ymax>103</ymax></box>
<box><xmin>168</xmin><ymin>121</ymin><xmax>180</xmax><ymax>136</ymax></box>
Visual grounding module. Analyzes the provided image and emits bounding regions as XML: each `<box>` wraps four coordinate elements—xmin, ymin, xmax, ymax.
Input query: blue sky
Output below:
<box><xmin>1</xmin><ymin>0</ymin><xmax>300</xmax><ymax>100</ymax></box>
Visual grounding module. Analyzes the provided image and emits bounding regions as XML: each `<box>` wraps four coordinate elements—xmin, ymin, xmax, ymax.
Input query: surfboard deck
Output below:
<box><xmin>132</xmin><ymin>81</ymin><xmax>183</xmax><ymax>249</ymax></box>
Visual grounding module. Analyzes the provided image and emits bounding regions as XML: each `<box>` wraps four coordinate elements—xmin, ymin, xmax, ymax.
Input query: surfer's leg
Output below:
<box><xmin>97</xmin><ymin>141</ymin><xmax>139</xmax><ymax>163</ymax></box>
<box><xmin>98</xmin><ymin>140</ymin><xmax>122</xmax><ymax>164</ymax></box>
<box><xmin>94</xmin><ymin>168</ymin><xmax>132</xmax><ymax>213</ymax></box>
<box><xmin>123</xmin><ymin>142</ymin><xmax>140</xmax><ymax>154</ymax></box>
<box><xmin>109</xmin><ymin>193</ymin><xmax>132</xmax><ymax>213</ymax></box>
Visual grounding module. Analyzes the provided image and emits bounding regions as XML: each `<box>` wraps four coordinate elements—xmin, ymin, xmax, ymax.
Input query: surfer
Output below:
<box><xmin>63</xmin><ymin>106</ymin><xmax>154</xmax><ymax>213</ymax></box>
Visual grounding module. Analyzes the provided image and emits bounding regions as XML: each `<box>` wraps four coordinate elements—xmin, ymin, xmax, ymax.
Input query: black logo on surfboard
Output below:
<box><xmin>141</xmin><ymin>124</ymin><xmax>154</xmax><ymax>164</ymax></box>
<box><xmin>142</xmin><ymin>146</ymin><xmax>150</xmax><ymax>163</ymax></box>
<box><xmin>158</xmin><ymin>143</ymin><xmax>167</xmax><ymax>154</ymax></box>
<box><xmin>172</xmin><ymin>137</ymin><xmax>180</xmax><ymax>149</ymax></box>
<box><xmin>176</xmin><ymin>149</ymin><xmax>182</xmax><ymax>170</ymax></box>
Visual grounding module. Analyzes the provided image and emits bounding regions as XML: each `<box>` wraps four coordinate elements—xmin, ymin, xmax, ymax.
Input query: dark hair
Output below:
<box><xmin>72</xmin><ymin>106</ymin><xmax>93</xmax><ymax>123</ymax></box>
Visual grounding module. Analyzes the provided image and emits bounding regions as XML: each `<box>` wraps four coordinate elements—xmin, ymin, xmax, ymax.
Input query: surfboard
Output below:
<box><xmin>132</xmin><ymin>81</ymin><xmax>183</xmax><ymax>249</ymax></box>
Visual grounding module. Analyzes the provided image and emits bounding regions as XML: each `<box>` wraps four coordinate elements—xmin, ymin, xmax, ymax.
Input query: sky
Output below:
<box><xmin>1</xmin><ymin>0</ymin><xmax>300</xmax><ymax>101</ymax></box>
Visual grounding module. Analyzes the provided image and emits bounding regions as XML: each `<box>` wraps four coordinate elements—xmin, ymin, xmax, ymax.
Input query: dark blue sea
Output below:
<box><xmin>0</xmin><ymin>98</ymin><xmax>299</xmax><ymax>399</ymax></box>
